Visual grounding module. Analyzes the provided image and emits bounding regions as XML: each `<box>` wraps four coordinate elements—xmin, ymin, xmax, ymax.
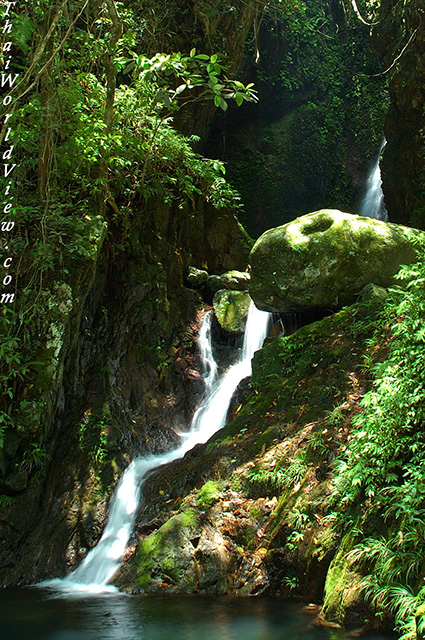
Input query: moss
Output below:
<box><xmin>136</xmin><ymin>508</ymin><xmax>200</xmax><ymax>589</ymax></box>
<box><xmin>322</xmin><ymin>532</ymin><xmax>365</xmax><ymax>624</ymax></box>
<box><xmin>306</xmin><ymin>524</ymin><xmax>338</xmax><ymax>566</ymax></box>
<box><xmin>213</xmin><ymin>289</ymin><xmax>251</xmax><ymax>334</ymax></box>
<box><xmin>197</xmin><ymin>481</ymin><xmax>222</xmax><ymax>508</ymax></box>
<box><xmin>248</xmin><ymin>502</ymin><xmax>263</xmax><ymax>521</ymax></box>
<box><xmin>240</xmin><ymin>524</ymin><xmax>259</xmax><ymax>550</ymax></box>
<box><xmin>249</xmin><ymin>211</ymin><xmax>422</xmax><ymax>314</ymax></box>
<box><xmin>250</xmin><ymin>426</ymin><xmax>280</xmax><ymax>456</ymax></box>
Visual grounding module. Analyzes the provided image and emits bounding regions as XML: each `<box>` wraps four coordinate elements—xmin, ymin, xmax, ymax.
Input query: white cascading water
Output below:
<box><xmin>360</xmin><ymin>140</ymin><xmax>388</xmax><ymax>221</ymax></box>
<box><xmin>197</xmin><ymin>309</ymin><xmax>217</xmax><ymax>388</ymax></box>
<box><xmin>43</xmin><ymin>302</ymin><xmax>270</xmax><ymax>594</ymax></box>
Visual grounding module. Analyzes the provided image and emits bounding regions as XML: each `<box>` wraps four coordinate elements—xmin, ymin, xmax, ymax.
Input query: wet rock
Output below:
<box><xmin>3</xmin><ymin>469</ymin><xmax>29</xmax><ymax>493</ymax></box>
<box><xmin>205</xmin><ymin>271</ymin><xmax>250</xmax><ymax>298</ymax></box>
<box><xmin>249</xmin><ymin>209</ymin><xmax>422</xmax><ymax>313</ymax></box>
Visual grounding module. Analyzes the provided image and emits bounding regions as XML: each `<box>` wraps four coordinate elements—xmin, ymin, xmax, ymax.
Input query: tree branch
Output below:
<box><xmin>100</xmin><ymin>0</ymin><xmax>123</xmax><ymax>217</ymax></box>
<box><xmin>366</xmin><ymin>27</ymin><xmax>418</xmax><ymax>78</ymax></box>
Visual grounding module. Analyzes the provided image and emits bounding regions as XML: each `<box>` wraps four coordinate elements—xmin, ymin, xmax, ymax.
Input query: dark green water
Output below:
<box><xmin>0</xmin><ymin>590</ymin><xmax>396</xmax><ymax>640</ymax></box>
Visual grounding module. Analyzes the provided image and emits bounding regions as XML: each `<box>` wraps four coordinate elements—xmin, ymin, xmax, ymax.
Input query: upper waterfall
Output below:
<box><xmin>360</xmin><ymin>141</ymin><xmax>388</xmax><ymax>221</ymax></box>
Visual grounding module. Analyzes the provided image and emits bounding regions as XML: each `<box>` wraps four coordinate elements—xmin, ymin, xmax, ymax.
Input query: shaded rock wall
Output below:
<box><xmin>1</xmin><ymin>0</ymin><xmax>265</xmax><ymax>588</ymax></box>
<box><xmin>207</xmin><ymin>0</ymin><xmax>388</xmax><ymax>236</ymax></box>
<box><xmin>0</xmin><ymin>196</ymin><xmax>249</xmax><ymax>587</ymax></box>
<box><xmin>132</xmin><ymin>0</ymin><xmax>268</xmax><ymax>143</ymax></box>
<box><xmin>373</xmin><ymin>0</ymin><xmax>425</xmax><ymax>227</ymax></box>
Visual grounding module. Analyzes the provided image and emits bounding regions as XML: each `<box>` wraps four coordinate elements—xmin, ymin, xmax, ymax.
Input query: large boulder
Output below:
<box><xmin>213</xmin><ymin>289</ymin><xmax>251</xmax><ymax>335</ymax></box>
<box><xmin>249</xmin><ymin>209</ymin><xmax>423</xmax><ymax>313</ymax></box>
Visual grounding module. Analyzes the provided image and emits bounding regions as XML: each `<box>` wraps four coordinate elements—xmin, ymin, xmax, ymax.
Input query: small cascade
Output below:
<box><xmin>360</xmin><ymin>141</ymin><xmax>388</xmax><ymax>221</ymax></box>
<box><xmin>184</xmin><ymin>302</ymin><xmax>271</xmax><ymax>452</ymax></box>
<box><xmin>44</xmin><ymin>301</ymin><xmax>270</xmax><ymax>594</ymax></box>
<box><xmin>198</xmin><ymin>310</ymin><xmax>217</xmax><ymax>388</ymax></box>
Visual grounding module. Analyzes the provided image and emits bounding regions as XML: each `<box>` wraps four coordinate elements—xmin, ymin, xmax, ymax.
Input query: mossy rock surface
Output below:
<box><xmin>249</xmin><ymin>209</ymin><xmax>422</xmax><ymax>313</ymax></box>
<box><xmin>321</xmin><ymin>533</ymin><xmax>366</xmax><ymax>625</ymax></box>
<box><xmin>213</xmin><ymin>289</ymin><xmax>251</xmax><ymax>334</ymax></box>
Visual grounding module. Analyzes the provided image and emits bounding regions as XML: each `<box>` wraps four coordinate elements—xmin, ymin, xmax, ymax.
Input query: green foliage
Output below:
<box><xmin>78</xmin><ymin>415</ymin><xmax>112</xmax><ymax>465</ymax></box>
<box><xmin>2</xmin><ymin>0</ymin><xmax>256</xmax><ymax>485</ymax></box>
<box><xmin>19</xmin><ymin>443</ymin><xmax>51</xmax><ymax>474</ymax></box>
<box><xmin>15</xmin><ymin>59</ymin><xmax>247</xmax><ymax>210</ymax></box>
<box><xmin>328</xmin><ymin>243</ymin><xmax>425</xmax><ymax>637</ymax></box>
<box><xmin>247</xmin><ymin>452</ymin><xmax>308</xmax><ymax>492</ymax></box>
<box><xmin>129</xmin><ymin>49</ymin><xmax>257</xmax><ymax>113</ymax></box>
<box><xmin>0</xmin><ymin>495</ymin><xmax>16</xmax><ymax>511</ymax></box>
<box><xmin>283</xmin><ymin>575</ymin><xmax>299</xmax><ymax>591</ymax></box>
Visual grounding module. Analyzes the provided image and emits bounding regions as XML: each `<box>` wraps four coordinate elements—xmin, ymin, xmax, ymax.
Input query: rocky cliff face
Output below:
<box><xmin>373</xmin><ymin>0</ymin><xmax>425</xmax><ymax>227</ymax></box>
<box><xmin>135</xmin><ymin>0</ymin><xmax>267</xmax><ymax>143</ymax></box>
<box><xmin>0</xmin><ymin>196</ymin><xmax>249</xmax><ymax>587</ymax></box>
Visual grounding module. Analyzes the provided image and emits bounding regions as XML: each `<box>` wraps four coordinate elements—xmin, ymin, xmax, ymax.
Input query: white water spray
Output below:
<box><xmin>360</xmin><ymin>140</ymin><xmax>388</xmax><ymax>221</ymax></box>
<box><xmin>44</xmin><ymin>302</ymin><xmax>270</xmax><ymax>594</ymax></box>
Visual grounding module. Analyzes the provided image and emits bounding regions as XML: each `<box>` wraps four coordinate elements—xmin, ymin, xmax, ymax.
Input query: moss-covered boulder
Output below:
<box><xmin>213</xmin><ymin>289</ymin><xmax>251</xmax><ymax>335</ymax></box>
<box><xmin>321</xmin><ymin>533</ymin><xmax>366</xmax><ymax>625</ymax></box>
<box><xmin>249</xmin><ymin>209</ymin><xmax>422</xmax><ymax>313</ymax></box>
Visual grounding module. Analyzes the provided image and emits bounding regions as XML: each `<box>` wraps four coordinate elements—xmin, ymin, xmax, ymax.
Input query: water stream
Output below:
<box><xmin>1</xmin><ymin>589</ymin><xmax>396</xmax><ymax>640</ymax></box>
<box><xmin>360</xmin><ymin>141</ymin><xmax>388</xmax><ymax>221</ymax></box>
<box><xmin>43</xmin><ymin>302</ymin><xmax>271</xmax><ymax>594</ymax></box>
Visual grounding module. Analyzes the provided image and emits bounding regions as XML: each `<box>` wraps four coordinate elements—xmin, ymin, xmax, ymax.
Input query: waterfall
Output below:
<box><xmin>360</xmin><ymin>141</ymin><xmax>388</xmax><ymax>221</ymax></box>
<box><xmin>43</xmin><ymin>302</ymin><xmax>270</xmax><ymax>594</ymax></box>
<box><xmin>198</xmin><ymin>310</ymin><xmax>217</xmax><ymax>388</ymax></box>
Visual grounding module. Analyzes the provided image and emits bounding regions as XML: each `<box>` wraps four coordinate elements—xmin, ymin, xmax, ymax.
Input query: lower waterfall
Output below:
<box><xmin>43</xmin><ymin>301</ymin><xmax>271</xmax><ymax>594</ymax></box>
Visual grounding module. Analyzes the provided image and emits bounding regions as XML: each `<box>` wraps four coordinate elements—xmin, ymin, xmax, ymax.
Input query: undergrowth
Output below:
<box><xmin>328</xmin><ymin>242</ymin><xmax>425</xmax><ymax>638</ymax></box>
